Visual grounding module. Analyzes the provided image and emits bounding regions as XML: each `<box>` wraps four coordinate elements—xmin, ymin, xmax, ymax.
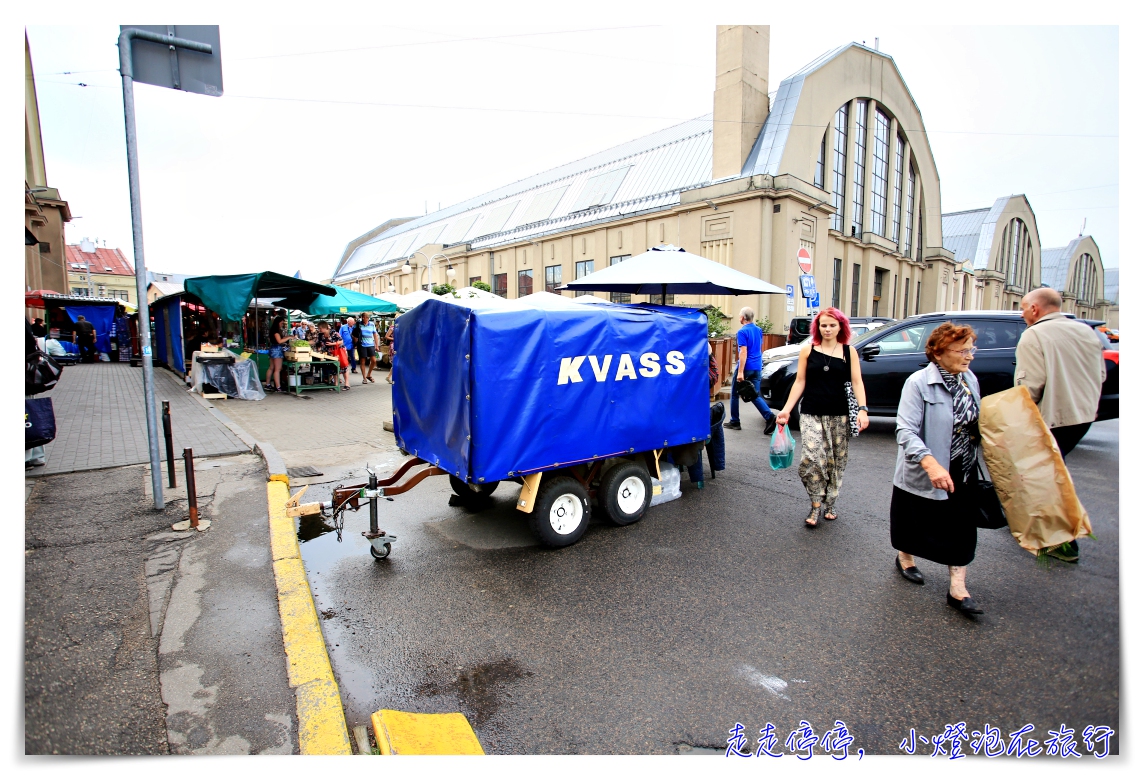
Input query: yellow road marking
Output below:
<box><xmin>267</xmin><ymin>481</ymin><xmax>352</xmax><ymax>755</ymax></box>
<box><xmin>371</xmin><ymin>709</ymin><xmax>485</xmax><ymax>755</ymax></box>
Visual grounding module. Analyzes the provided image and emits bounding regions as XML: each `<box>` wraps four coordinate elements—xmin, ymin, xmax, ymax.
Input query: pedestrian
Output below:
<box><xmin>351</xmin><ymin>316</ymin><xmax>364</xmax><ymax>375</ymax></box>
<box><xmin>340</xmin><ymin>316</ymin><xmax>358</xmax><ymax>373</ymax></box>
<box><xmin>775</xmin><ymin>308</ymin><xmax>869</xmax><ymax>527</ymax></box>
<box><xmin>723</xmin><ymin>307</ymin><xmax>778</xmax><ymax>435</ymax></box>
<box><xmin>1015</xmin><ymin>287</ymin><xmax>1105</xmax><ymax>563</ymax></box>
<box><xmin>31</xmin><ymin>317</ymin><xmax>47</xmax><ymax>338</ymax></box>
<box><xmin>316</xmin><ymin>322</ymin><xmax>350</xmax><ymax>390</ymax></box>
<box><xmin>891</xmin><ymin>323</ymin><xmax>988</xmax><ymax>616</ymax></box>
<box><xmin>358</xmin><ymin>313</ymin><xmax>378</xmax><ymax>384</ymax></box>
<box><xmin>293</xmin><ymin>320</ymin><xmax>308</xmax><ymax>340</ymax></box>
<box><xmin>73</xmin><ymin>315</ymin><xmax>97</xmax><ymax>363</ymax></box>
<box><xmin>384</xmin><ymin>317</ymin><xmax>397</xmax><ymax>383</ymax></box>
<box><xmin>265</xmin><ymin>316</ymin><xmax>289</xmax><ymax>393</ymax></box>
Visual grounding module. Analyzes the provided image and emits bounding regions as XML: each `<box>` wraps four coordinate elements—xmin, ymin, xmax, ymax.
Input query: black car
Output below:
<box><xmin>787</xmin><ymin>315</ymin><xmax>894</xmax><ymax>343</ymax></box>
<box><xmin>761</xmin><ymin>310</ymin><xmax>1118</xmax><ymax>427</ymax></box>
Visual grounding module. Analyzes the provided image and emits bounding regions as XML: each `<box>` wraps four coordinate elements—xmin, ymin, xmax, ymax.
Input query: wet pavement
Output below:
<box><xmin>288</xmin><ymin>411</ymin><xmax>1120</xmax><ymax>755</ymax></box>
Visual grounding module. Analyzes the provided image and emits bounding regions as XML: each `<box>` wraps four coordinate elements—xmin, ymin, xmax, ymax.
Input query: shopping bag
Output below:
<box><xmin>978</xmin><ymin>385</ymin><xmax>1092</xmax><ymax>554</ymax></box>
<box><xmin>336</xmin><ymin>345</ymin><xmax>350</xmax><ymax>369</ymax></box>
<box><xmin>25</xmin><ymin>398</ymin><xmax>56</xmax><ymax>448</ymax></box>
<box><xmin>769</xmin><ymin>425</ymin><xmax>795</xmax><ymax>471</ymax></box>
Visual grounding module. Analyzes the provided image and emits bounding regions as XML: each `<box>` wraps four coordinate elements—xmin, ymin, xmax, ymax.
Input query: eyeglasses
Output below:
<box><xmin>953</xmin><ymin>347</ymin><xmax>977</xmax><ymax>357</ymax></box>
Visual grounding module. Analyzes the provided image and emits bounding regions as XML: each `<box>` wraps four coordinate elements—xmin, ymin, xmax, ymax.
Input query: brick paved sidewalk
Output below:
<box><xmin>31</xmin><ymin>364</ymin><xmax>249</xmax><ymax>475</ymax></box>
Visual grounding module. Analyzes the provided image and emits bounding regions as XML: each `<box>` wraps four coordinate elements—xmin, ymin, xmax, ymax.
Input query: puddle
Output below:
<box><xmin>417</xmin><ymin>658</ymin><xmax>531</xmax><ymax>728</ymax></box>
<box><xmin>676</xmin><ymin>743</ymin><xmax>724</xmax><ymax>755</ymax></box>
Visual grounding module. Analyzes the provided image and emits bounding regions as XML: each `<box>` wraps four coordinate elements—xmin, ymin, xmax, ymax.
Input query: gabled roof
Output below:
<box><xmin>65</xmin><ymin>244</ymin><xmax>134</xmax><ymax>276</ymax></box>
<box><xmin>1040</xmin><ymin>237</ymin><xmax>1095</xmax><ymax>292</ymax></box>
<box><xmin>742</xmin><ymin>42</ymin><xmax>916</xmax><ymax>178</ymax></box>
<box><xmin>334</xmin><ymin>116</ymin><xmax>713</xmax><ymax>281</ymax></box>
<box><xmin>149</xmin><ymin>280</ymin><xmax>185</xmax><ymax>298</ymax></box>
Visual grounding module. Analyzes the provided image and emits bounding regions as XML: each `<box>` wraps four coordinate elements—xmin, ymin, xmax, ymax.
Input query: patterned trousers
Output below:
<box><xmin>797</xmin><ymin>414</ymin><xmax>850</xmax><ymax>510</ymax></box>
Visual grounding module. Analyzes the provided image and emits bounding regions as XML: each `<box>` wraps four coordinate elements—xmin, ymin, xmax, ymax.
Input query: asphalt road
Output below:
<box><xmin>298</xmin><ymin>413</ymin><xmax>1119</xmax><ymax>756</ymax></box>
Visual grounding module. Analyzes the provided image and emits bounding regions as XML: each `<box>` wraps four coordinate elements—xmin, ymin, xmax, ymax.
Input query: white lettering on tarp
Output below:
<box><xmin>588</xmin><ymin>354</ymin><xmax>613</xmax><ymax>382</ymax></box>
<box><xmin>638</xmin><ymin>352</ymin><xmax>661</xmax><ymax>377</ymax></box>
<box><xmin>615</xmin><ymin>354</ymin><xmax>637</xmax><ymax>381</ymax></box>
<box><xmin>556</xmin><ymin>351</ymin><xmax>686</xmax><ymax>384</ymax></box>
<box><xmin>557</xmin><ymin>355</ymin><xmax>586</xmax><ymax>384</ymax></box>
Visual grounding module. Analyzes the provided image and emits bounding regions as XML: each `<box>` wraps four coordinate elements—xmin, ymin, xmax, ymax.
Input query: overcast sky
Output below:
<box><xmin>27</xmin><ymin>23</ymin><xmax>1118</xmax><ymax>282</ymax></box>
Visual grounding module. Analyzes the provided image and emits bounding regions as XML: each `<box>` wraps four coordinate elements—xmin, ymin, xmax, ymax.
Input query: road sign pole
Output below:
<box><xmin>119</xmin><ymin>40</ymin><xmax>164</xmax><ymax>510</ymax></box>
<box><xmin>118</xmin><ymin>28</ymin><xmax>215</xmax><ymax>510</ymax></box>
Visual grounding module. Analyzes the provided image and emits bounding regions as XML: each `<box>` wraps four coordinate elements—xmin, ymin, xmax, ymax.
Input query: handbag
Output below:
<box><xmin>971</xmin><ymin>460</ymin><xmax>1008</xmax><ymax>529</ymax></box>
<box><xmin>336</xmin><ymin>345</ymin><xmax>350</xmax><ymax>369</ymax></box>
<box><xmin>26</xmin><ymin>349</ymin><xmax>63</xmax><ymax>396</ymax></box>
<box><xmin>734</xmin><ymin>378</ymin><xmax>758</xmax><ymax>403</ymax></box>
<box><xmin>25</xmin><ymin>397</ymin><xmax>56</xmax><ymax>448</ymax></box>
<box><xmin>842</xmin><ymin>345</ymin><xmax>860</xmax><ymax>437</ymax></box>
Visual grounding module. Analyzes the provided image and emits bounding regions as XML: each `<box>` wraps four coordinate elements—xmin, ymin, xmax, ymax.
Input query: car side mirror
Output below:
<box><xmin>860</xmin><ymin>344</ymin><xmax>881</xmax><ymax>359</ymax></box>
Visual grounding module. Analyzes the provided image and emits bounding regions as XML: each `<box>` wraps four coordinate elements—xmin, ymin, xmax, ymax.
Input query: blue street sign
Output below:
<box><xmin>799</xmin><ymin>274</ymin><xmax>817</xmax><ymax>298</ymax></box>
<box><xmin>785</xmin><ymin>284</ymin><xmax>795</xmax><ymax>300</ymax></box>
<box><xmin>809</xmin><ymin>292</ymin><xmax>821</xmax><ymax>309</ymax></box>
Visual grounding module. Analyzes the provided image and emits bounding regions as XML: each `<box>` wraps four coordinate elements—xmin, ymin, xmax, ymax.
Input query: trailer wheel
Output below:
<box><xmin>370</xmin><ymin>542</ymin><xmax>391</xmax><ymax>560</ymax></box>
<box><xmin>529</xmin><ymin>476</ymin><xmax>590</xmax><ymax>547</ymax></box>
<box><xmin>449</xmin><ymin>475</ymin><xmax>500</xmax><ymax>498</ymax></box>
<box><xmin>599</xmin><ymin>461</ymin><xmax>651</xmax><ymax>526</ymax></box>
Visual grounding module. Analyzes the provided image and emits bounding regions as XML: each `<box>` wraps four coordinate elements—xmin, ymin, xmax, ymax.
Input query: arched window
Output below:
<box><xmin>870</xmin><ymin>109</ymin><xmax>891</xmax><ymax>237</ymax></box>
<box><xmin>1071</xmin><ymin>253</ymin><xmax>1098</xmax><ymax>304</ymax></box>
<box><xmin>830</xmin><ymin>104</ymin><xmax>848</xmax><ymax>233</ymax></box>
<box><xmin>904</xmin><ymin>164</ymin><xmax>915</xmax><ymax>256</ymax></box>
<box><xmin>892</xmin><ymin>135</ymin><xmax>904</xmax><ymax>243</ymax></box>
<box><xmin>997</xmin><ymin>218</ymin><xmax>1033</xmax><ymax>291</ymax></box>
<box><xmin>851</xmin><ymin>100</ymin><xmax>868</xmax><ymax>236</ymax></box>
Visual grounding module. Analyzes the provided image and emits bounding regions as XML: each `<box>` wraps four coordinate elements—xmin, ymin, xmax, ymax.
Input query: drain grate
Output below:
<box><xmin>287</xmin><ymin>466</ymin><xmax>324</xmax><ymax>478</ymax></box>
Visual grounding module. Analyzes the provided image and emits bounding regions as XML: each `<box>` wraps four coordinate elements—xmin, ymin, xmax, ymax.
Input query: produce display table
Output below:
<box><xmin>283</xmin><ymin>355</ymin><xmax>342</xmax><ymax>396</ymax></box>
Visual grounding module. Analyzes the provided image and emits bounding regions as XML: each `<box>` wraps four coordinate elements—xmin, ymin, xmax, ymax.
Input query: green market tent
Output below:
<box><xmin>184</xmin><ymin>272</ymin><xmax>336</xmax><ymax>322</ymax></box>
<box><xmin>273</xmin><ymin>285</ymin><xmax>398</xmax><ymax>317</ymax></box>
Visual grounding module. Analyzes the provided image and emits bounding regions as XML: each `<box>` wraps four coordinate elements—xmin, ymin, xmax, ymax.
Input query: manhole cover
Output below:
<box><xmin>287</xmin><ymin>466</ymin><xmax>324</xmax><ymax>478</ymax></box>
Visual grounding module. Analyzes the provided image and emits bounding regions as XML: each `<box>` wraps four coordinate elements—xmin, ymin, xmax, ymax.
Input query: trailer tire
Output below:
<box><xmin>449</xmin><ymin>475</ymin><xmax>499</xmax><ymax>498</ymax></box>
<box><xmin>599</xmin><ymin>461</ymin><xmax>652</xmax><ymax>526</ymax></box>
<box><xmin>529</xmin><ymin>476</ymin><xmax>590</xmax><ymax>547</ymax></box>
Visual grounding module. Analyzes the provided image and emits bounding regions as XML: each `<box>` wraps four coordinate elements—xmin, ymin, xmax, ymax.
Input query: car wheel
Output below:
<box><xmin>529</xmin><ymin>476</ymin><xmax>591</xmax><ymax>547</ymax></box>
<box><xmin>598</xmin><ymin>461</ymin><xmax>652</xmax><ymax>526</ymax></box>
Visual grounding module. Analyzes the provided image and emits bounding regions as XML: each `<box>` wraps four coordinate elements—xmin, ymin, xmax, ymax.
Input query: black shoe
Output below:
<box><xmin>947</xmin><ymin>592</ymin><xmax>984</xmax><ymax>615</ymax></box>
<box><xmin>895</xmin><ymin>555</ymin><xmax>924</xmax><ymax>584</ymax></box>
<box><xmin>763</xmin><ymin>416</ymin><xmax>777</xmax><ymax>436</ymax></box>
<box><xmin>723</xmin><ymin>420</ymin><xmax>741</xmax><ymax>430</ymax></box>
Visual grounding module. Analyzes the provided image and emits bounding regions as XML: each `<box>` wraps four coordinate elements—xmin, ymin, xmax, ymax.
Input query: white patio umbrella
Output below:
<box><xmin>561</xmin><ymin>244</ymin><xmax>786</xmax><ymax>303</ymax></box>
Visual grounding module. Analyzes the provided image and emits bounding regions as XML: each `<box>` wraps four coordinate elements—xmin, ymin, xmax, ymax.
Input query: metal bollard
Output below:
<box><xmin>162</xmin><ymin>400</ymin><xmax>176</xmax><ymax>488</ymax></box>
<box><xmin>183</xmin><ymin>447</ymin><xmax>199</xmax><ymax>529</ymax></box>
<box><xmin>367</xmin><ymin>466</ymin><xmax>379</xmax><ymax>537</ymax></box>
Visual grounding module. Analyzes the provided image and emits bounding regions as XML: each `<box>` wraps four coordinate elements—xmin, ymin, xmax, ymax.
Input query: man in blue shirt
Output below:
<box><xmin>339</xmin><ymin>317</ymin><xmax>358</xmax><ymax>373</ymax></box>
<box><xmin>725</xmin><ymin>307</ymin><xmax>777</xmax><ymax>434</ymax></box>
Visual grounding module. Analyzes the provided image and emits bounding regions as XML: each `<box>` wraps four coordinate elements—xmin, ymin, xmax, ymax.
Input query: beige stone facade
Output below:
<box><xmin>25</xmin><ymin>33</ymin><xmax>70</xmax><ymax>304</ymax></box>
<box><xmin>333</xmin><ymin>26</ymin><xmax>1102</xmax><ymax>336</ymax></box>
<box><xmin>1041</xmin><ymin>235</ymin><xmax>1109</xmax><ymax>321</ymax></box>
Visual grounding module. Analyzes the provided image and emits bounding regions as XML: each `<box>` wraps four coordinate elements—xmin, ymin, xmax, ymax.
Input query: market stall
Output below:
<box><xmin>24</xmin><ymin>291</ymin><xmax>137</xmax><ymax>363</ymax></box>
<box><xmin>183</xmin><ymin>272</ymin><xmax>336</xmax><ymax>380</ymax></box>
<box><xmin>273</xmin><ymin>284</ymin><xmax>400</xmax><ymax>374</ymax></box>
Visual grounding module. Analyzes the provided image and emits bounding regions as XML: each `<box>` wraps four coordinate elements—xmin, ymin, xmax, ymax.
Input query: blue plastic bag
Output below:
<box><xmin>769</xmin><ymin>425</ymin><xmax>795</xmax><ymax>470</ymax></box>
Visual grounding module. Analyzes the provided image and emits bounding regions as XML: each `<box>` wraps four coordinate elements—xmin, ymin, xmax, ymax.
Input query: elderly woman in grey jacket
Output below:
<box><xmin>892</xmin><ymin>322</ymin><xmax>991</xmax><ymax>616</ymax></box>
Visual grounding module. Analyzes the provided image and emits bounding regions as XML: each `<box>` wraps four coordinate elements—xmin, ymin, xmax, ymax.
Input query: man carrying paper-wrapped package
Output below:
<box><xmin>1015</xmin><ymin>287</ymin><xmax>1106</xmax><ymax>563</ymax></box>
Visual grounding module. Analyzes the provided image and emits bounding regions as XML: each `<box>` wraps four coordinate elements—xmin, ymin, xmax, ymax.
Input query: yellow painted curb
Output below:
<box><xmin>372</xmin><ymin>709</ymin><xmax>485</xmax><ymax>755</ymax></box>
<box><xmin>266</xmin><ymin>481</ymin><xmax>352</xmax><ymax>755</ymax></box>
<box><xmin>269</xmin><ymin>473</ymin><xmax>290</xmax><ymax>484</ymax></box>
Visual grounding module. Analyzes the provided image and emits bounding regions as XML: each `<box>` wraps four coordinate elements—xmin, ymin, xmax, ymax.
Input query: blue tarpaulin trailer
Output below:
<box><xmin>324</xmin><ymin>295</ymin><xmax>712</xmax><ymax>554</ymax></box>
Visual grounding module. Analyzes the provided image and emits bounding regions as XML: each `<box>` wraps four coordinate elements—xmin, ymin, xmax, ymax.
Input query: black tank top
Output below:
<box><xmin>800</xmin><ymin>346</ymin><xmax>850</xmax><ymax>416</ymax></box>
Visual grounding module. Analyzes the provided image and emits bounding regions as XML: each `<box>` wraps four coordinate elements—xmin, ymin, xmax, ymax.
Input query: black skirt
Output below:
<box><xmin>890</xmin><ymin>461</ymin><xmax>978</xmax><ymax>566</ymax></box>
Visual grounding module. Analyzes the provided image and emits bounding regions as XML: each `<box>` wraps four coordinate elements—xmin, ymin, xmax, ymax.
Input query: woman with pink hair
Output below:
<box><xmin>775</xmin><ymin>307</ymin><xmax>869</xmax><ymax>527</ymax></box>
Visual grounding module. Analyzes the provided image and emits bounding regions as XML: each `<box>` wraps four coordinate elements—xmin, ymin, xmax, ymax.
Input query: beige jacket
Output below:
<box><xmin>1014</xmin><ymin>312</ymin><xmax>1106</xmax><ymax>428</ymax></box>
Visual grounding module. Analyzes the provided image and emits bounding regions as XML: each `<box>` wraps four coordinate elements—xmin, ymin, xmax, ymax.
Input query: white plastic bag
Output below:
<box><xmin>650</xmin><ymin>464</ymin><xmax>682</xmax><ymax>506</ymax></box>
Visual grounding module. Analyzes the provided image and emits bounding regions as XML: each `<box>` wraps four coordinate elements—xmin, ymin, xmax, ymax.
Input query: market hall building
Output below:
<box><xmin>331</xmin><ymin>26</ymin><xmax>961</xmax><ymax>332</ymax></box>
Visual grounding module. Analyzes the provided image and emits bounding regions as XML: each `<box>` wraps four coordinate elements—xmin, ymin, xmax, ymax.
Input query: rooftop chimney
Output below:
<box><xmin>712</xmin><ymin>25</ymin><xmax>770</xmax><ymax>180</ymax></box>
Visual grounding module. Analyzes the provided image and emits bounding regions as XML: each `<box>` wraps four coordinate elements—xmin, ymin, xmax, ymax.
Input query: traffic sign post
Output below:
<box><xmin>119</xmin><ymin>26</ymin><xmax>222</xmax><ymax>509</ymax></box>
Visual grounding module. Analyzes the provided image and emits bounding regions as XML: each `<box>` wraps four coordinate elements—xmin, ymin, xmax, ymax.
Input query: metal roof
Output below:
<box><xmin>334</xmin><ymin>116</ymin><xmax>714</xmax><ymax>281</ymax></box>
<box><xmin>1039</xmin><ymin>241</ymin><xmax>1076</xmax><ymax>291</ymax></box>
<box><xmin>1104</xmin><ymin>267</ymin><xmax>1118</xmax><ymax>304</ymax></box>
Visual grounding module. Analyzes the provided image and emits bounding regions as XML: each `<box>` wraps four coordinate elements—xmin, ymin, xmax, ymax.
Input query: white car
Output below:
<box><xmin>762</xmin><ymin>321</ymin><xmax>888</xmax><ymax>362</ymax></box>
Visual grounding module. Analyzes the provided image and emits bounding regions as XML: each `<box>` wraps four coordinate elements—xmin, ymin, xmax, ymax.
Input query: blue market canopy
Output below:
<box><xmin>560</xmin><ymin>244</ymin><xmax>786</xmax><ymax>297</ymax></box>
<box><xmin>273</xmin><ymin>285</ymin><xmax>398</xmax><ymax>316</ymax></box>
<box><xmin>184</xmin><ymin>272</ymin><xmax>335</xmax><ymax>321</ymax></box>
